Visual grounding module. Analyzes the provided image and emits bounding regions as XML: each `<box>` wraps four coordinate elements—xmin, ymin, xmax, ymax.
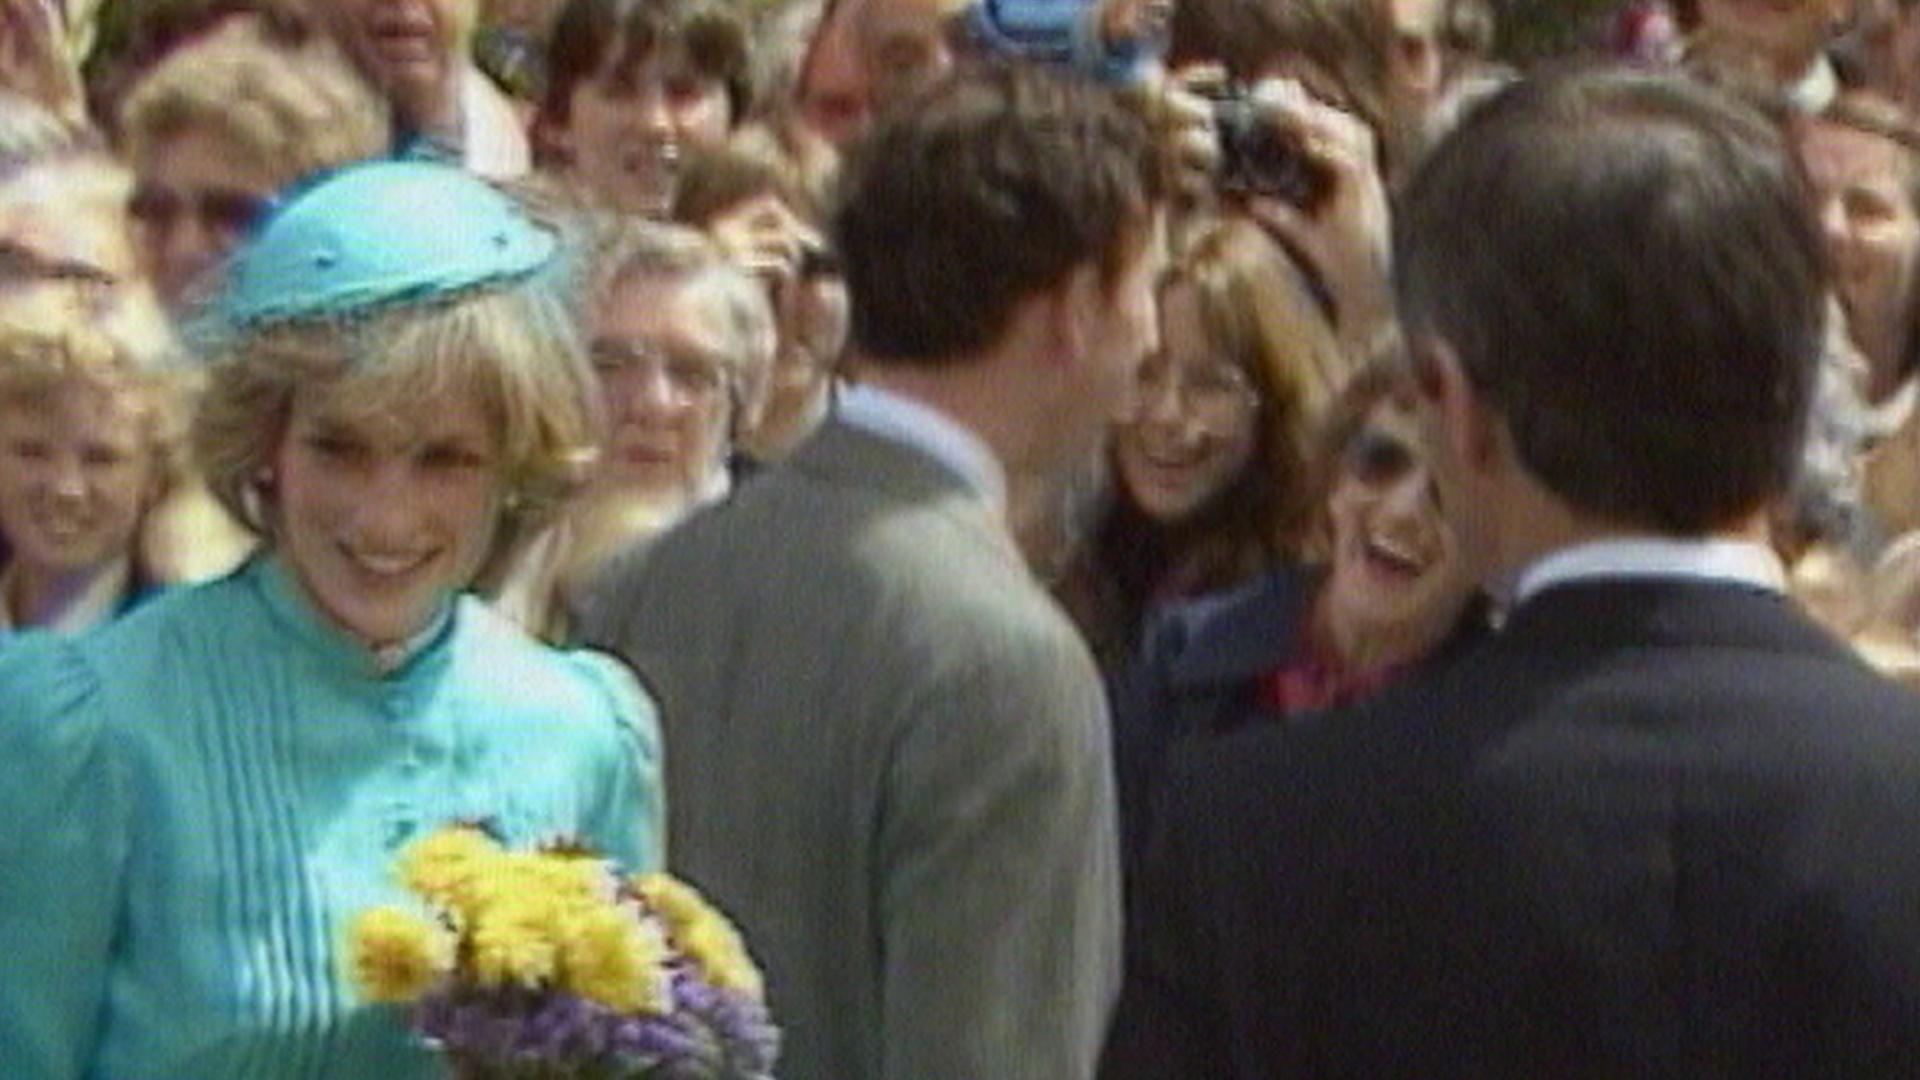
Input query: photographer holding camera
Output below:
<box><xmin>965</xmin><ymin>0</ymin><xmax>1396</xmax><ymax>370</ymax></box>
<box><xmin>1208</xmin><ymin>72</ymin><xmax>1395</xmax><ymax>364</ymax></box>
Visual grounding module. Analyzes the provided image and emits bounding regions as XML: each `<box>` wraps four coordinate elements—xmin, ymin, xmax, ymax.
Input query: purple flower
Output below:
<box><xmin>398</xmin><ymin>933</ymin><xmax>777</xmax><ymax>1076</ymax></box>
<box><xmin>609</xmin><ymin>1014</ymin><xmax>704</xmax><ymax>1061</ymax></box>
<box><xmin>515</xmin><ymin>992</ymin><xmax>613</xmax><ymax>1061</ymax></box>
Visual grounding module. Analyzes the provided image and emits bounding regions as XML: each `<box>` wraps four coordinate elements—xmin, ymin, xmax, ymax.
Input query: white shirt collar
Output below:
<box><xmin>1513</xmin><ymin>536</ymin><xmax>1786</xmax><ymax>606</ymax></box>
<box><xmin>1787</xmin><ymin>54</ymin><xmax>1839</xmax><ymax>114</ymax></box>
<box><xmin>696</xmin><ymin>459</ymin><xmax>732</xmax><ymax>507</ymax></box>
<box><xmin>369</xmin><ymin>601</ymin><xmax>453</xmax><ymax>675</ymax></box>
<box><xmin>0</xmin><ymin>557</ymin><xmax>134</xmax><ymax>637</ymax></box>
<box><xmin>458</xmin><ymin>63</ymin><xmax>532</xmax><ymax>180</ymax></box>
<box><xmin>1865</xmin><ymin>375</ymin><xmax>1920</xmax><ymax>442</ymax></box>
<box><xmin>836</xmin><ymin>383</ymin><xmax>1009</xmax><ymax>516</ymax></box>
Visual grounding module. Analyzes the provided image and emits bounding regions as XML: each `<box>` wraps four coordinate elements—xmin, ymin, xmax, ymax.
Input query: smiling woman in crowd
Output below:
<box><xmin>0</xmin><ymin>159</ymin><xmax>661</xmax><ymax>1078</ymax></box>
<box><xmin>534</xmin><ymin>0</ymin><xmax>755</xmax><ymax>218</ymax></box>
<box><xmin>1057</xmin><ymin>215</ymin><xmax>1346</xmax><ymax>674</ymax></box>
<box><xmin>1108</xmin><ymin>360</ymin><xmax>1485</xmax><ymax>892</ymax></box>
<box><xmin>0</xmin><ymin>317</ymin><xmax>183</xmax><ymax>637</ymax></box>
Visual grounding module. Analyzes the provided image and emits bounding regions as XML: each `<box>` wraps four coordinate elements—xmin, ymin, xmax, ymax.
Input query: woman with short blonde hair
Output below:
<box><xmin>118</xmin><ymin>15</ymin><xmax>389</xmax><ymax>186</ymax></box>
<box><xmin>194</xmin><ymin>283</ymin><xmax>601</xmax><ymax>581</ymax></box>
<box><xmin>0</xmin><ymin>315</ymin><xmax>187</xmax><ymax>635</ymax></box>
<box><xmin>0</xmin><ymin>159</ymin><xmax>662</xmax><ymax>1077</ymax></box>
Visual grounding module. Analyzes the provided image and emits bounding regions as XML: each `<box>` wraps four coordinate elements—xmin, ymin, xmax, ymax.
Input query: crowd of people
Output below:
<box><xmin>1</xmin><ymin>0</ymin><xmax>1919</xmax><ymax>1075</ymax></box>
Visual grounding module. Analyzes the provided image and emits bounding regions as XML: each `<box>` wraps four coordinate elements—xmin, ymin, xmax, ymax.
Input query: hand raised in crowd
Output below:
<box><xmin>705</xmin><ymin>193</ymin><xmax>841</xmax><ymax>424</ymax></box>
<box><xmin>1236</xmin><ymin>77</ymin><xmax>1396</xmax><ymax>360</ymax></box>
<box><xmin>0</xmin><ymin>0</ymin><xmax>83</xmax><ymax>125</ymax></box>
<box><xmin>707</xmin><ymin>194</ymin><xmax>815</xmax><ymax>283</ymax></box>
<box><xmin>1130</xmin><ymin>64</ymin><xmax>1227</xmax><ymax>205</ymax></box>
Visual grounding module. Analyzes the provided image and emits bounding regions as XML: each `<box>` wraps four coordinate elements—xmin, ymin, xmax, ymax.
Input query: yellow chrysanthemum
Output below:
<box><xmin>348</xmin><ymin>906</ymin><xmax>454</xmax><ymax>1003</ymax></box>
<box><xmin>634</xmin><ymin>873</ymin><xmax>765</xmax><ymax>999</ymax></box>
<box><xmin>399</xmin><ymin>826</ymin><xmax>503</xmax><ymax>917</ymax></box>
<box><xmin>519</xmin><ymin>852</ymin><xmax>613</xmax><ymax>911</ymax></box>
<box><xmin>559</xmin><ymin>904</ymin><xmax>671</xmax><ymax>1014</ymax></box>
<box><xmin>468</xmin><ymin>894</ymin><xmax>560</xmax><ymax>989</ymax></box>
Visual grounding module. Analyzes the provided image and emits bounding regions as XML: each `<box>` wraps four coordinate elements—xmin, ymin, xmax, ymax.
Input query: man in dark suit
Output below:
<box><xmin>1101</xmin><ymin>66</ymin><xmax>1920</xmax><ymax>1078</ymax></box>
<box><xmin>580</xmin><ymin>67</ymin><xmax>1167</xmax><ymax>1080</ymax></box>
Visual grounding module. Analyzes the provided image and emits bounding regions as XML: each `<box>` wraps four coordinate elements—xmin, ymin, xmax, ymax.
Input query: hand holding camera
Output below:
<box><xmin>1224</xmin><ymin>77</ymin><xmax>1394</xmax><ymax>359</ymax></box>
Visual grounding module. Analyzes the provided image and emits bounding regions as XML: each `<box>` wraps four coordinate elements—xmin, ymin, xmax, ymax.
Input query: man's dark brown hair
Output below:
<box><xmin>833</xmin><ymin>63</ymin><xmax>1164</xmax><ymax>367</ymax></box>
<box><xmin>1396</xmin><ymin>64</ymin><xmax>1827</xmax><ymax>534</ymax></box>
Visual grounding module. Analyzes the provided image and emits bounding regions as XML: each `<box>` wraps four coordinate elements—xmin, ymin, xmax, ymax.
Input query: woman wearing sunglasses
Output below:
<box><xmin>116</xmin><ymin>13</ymin><xmax>389</xmax><ymax>312</ymax></box>
<box><xmin>1110</xmin><ymin>360</ymin><xmax>1485</xmax><ymax>895</ymax></box>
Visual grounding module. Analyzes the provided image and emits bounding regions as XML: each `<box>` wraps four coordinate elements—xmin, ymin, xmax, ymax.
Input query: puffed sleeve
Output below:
<box><xmin>0</xmin><ymin>634</ymin><xmax>130</xmax><ymax>1078</ymax></box>
<box><xmin>563</xmin><ymin>648</ymin><xmax>666</xmax><ymax>873</ymax></box>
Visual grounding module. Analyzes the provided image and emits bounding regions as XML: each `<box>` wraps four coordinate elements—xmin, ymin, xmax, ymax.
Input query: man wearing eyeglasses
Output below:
<box><xmin>583</xmin><ymin>222</ymin><xmax>775</xmax><ymax>518</ymax></box>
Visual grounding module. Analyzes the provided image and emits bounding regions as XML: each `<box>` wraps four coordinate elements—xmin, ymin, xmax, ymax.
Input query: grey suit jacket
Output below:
<box><xmin>578</xmin><ymin>419</ymin><xmax>1122</xmax><ymax>1080</ymax></box>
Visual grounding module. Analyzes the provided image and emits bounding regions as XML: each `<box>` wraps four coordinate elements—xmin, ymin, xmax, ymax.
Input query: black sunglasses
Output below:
<box><xmin>1343</xmin><ymin>428</ymin><xmax>1419</xmax><ymax>487</ymax></box>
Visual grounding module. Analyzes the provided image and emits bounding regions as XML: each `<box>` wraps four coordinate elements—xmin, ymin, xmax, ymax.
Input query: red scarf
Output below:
<box><xmin>1257</xmin><ymin>598</ymin><xmax>1408</xmax><ymax>716</ymax></box>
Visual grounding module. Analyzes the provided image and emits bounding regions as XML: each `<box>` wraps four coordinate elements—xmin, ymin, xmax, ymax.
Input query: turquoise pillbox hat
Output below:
<box><xmin>212</xmin><ymin>159</ymin><xmax>557</xmax><ymax>331</ymax></box>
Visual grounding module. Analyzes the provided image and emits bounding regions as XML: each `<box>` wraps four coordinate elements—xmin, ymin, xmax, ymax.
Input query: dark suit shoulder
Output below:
<box><xmin>1152</xmin><ymin>577</ymin><xmax>1920</xmax><ymax>911</ymax></box>
<box><xmin>1133</xmin><ymin>581</ymin><xmax>1920</xmax><ymax>1078</ymax></box>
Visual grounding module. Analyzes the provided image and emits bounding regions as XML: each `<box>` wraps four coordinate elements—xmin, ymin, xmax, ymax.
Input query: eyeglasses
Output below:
<box><xmin>589</xmin><ymin>339</ymin><xmax>731</xmax><ymax>404</ymax></box>
<box><xmin>1121</xmin><ymin>357</ymin><xmax>1259</xmax><ymax>430</ymax></box>
<box><xmin>1343</xmin><ymin>428</ymin><xmax>1421</xmax><ymax>488</ymax></box>
<box><xmin>798</xmin><ymin>242</ymin><xmax>841</xmax><ymax>280</ymax></box>
<box><xmin>0</xmin><ymin>240</ymin><xmax>116</xmax><ymax>288</ymax></box>
<box><xmin>0</xmin><ymin>241</ymin><xmax>119</xmax><ymax>318</ymax></box>
<box><xmin>128</xmin><ymin>184</ymin><xmax>276</xmax><ymax>239</ymax></box>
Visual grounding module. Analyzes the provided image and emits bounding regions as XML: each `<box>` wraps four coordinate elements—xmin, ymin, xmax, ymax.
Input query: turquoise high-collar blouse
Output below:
<box><xmin>0</xmin><ymin>556</ymin><xmax>664</xmax><ymax>1078</ymax></box>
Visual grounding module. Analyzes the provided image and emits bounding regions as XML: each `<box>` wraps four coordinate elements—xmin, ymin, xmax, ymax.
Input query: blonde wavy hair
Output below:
<box><xmin>0</xmin><ymin>314</ymin><xmax>191</xmax><ymax>507</ymax></box>
<box><xmin>117</xmin><ymin>15</ymin><xmax>390</xmax><ymax>186</ymax></box>
<box><xmin>193</xmin><ymin>283</ymin><xmax>604</xmax><ymax>579</ymax></box>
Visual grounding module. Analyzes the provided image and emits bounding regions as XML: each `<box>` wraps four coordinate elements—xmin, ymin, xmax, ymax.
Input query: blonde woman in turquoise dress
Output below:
<box><xmin>0</xmin><ymin>160</ymin><xmax>665</xmax><ymax>1078</ymax></box>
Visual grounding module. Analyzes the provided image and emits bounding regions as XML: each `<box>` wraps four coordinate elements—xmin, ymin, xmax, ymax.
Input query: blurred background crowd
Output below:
<box><xmin>7</xmin><ymin>0</ymin><xmax>1920</xmax><ymax>678</ymax></box>
<box><xmin>4</xmin><ymin>0</ymin><xmax>1920</xmax><ymax>1073</ymax></box>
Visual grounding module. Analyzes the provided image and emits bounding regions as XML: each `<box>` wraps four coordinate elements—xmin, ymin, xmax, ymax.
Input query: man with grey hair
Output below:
<box><xmin>491</xmin><ymin>220</ymin><xmax>774</xmax><ymax>639</ymax></box>
<box><xmin>580</xmin><ymin>219</ymin><xmax>776</xmax><ymax>512</ymax></box>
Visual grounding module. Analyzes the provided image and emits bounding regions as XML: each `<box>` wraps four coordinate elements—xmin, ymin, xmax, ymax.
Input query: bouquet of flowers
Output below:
<box><xmin>347</xmin><ymin>824</ymin><xmax>779</xmax><ymax>1079</ymax></box>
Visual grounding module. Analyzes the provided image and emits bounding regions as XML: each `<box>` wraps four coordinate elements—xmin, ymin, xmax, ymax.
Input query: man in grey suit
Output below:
<box><xmin>579</xmin><ymin>65</ymin><xmax>1167</xmax><ymax>1080</ymax></box>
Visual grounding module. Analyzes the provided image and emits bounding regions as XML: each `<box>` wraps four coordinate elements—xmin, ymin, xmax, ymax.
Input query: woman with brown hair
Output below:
<box><xmin>532</xmin><ymin>0</ymin><xmax>756</xmax><ymax>218</ymax></box>
<box><xmin>672</xmin><ymin>129</ymin><xmax>846</xmax><ymax>463</ymax></box>
<box><xmin>1058</xmin><ymin>214</ymin><xmax>1346</xmax><ymax>673</ymax></box>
